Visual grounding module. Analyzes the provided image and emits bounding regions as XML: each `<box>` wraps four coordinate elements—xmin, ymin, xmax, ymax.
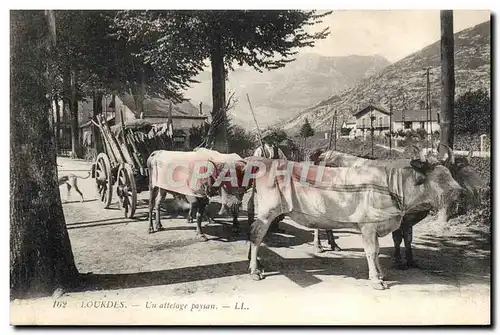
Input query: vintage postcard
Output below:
<box><xmin>9</xmin><ymin>9</ymin><xmax>491</xmax><ymax>326</ymax></box>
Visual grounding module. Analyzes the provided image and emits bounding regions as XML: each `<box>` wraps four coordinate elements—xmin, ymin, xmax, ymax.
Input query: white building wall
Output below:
<box><xmin>393</xmin><ymin>121</ymin><xmax>440</xmax><ymax>132</ymax></box>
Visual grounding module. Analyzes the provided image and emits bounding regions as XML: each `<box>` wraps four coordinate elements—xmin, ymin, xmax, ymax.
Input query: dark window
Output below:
<box><xmin>404</xmin><ymin>121</ymin><xmax>412</xmax><ymax>129</ymax></box>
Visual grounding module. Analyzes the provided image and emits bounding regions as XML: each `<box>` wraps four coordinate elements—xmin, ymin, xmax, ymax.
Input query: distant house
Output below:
<box><xmin>79</xmin><ymin>94</ymin><xmax>208</xmax><ymax>148</ymax></box>
<box><xmin>353</xmin><ymin>104</ymin><xmax>391</xmax><ymax>136</ymax></box>
<box><xmin>392</xmin><ymin>97</ymin><xmax>441</xmax><ymax>133</ymax></box>
<box><xmin>351</xmin><ymin>101</ymin><xmax>441</xmax><ymax>137</ymax></box>
<box><xmin>392</xmin><ymin>108</ymin><xmax>440</xmax><ymax>133</ymax></box>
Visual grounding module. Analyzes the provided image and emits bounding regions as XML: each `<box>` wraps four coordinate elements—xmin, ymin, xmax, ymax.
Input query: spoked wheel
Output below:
<box><xmin>94</xmin><ymin>153</ymin><xmax>113</xmax><ymax>209</ymax></box>
<box><xmin>116</xmin><ymin>164</ymin><xmax>137</xmax><ymax>219</ymax></box>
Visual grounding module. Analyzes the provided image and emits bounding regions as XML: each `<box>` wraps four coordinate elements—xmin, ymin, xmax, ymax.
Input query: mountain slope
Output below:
<box><xmin>183</xmin><ymin>53</ymin><xmax>390</xmax><ymax>128</ymax></box>
<box><xmin>283</xmin><ymin>20</ymin><xmax>491</xmax><ymax>134</ymax></box>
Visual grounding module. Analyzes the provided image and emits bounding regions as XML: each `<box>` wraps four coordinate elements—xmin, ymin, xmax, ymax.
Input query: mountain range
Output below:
<box><xmin>282</xmin><ymin>20</ymin><xmax>491</xmax><ymax>134</ymax></box>
<box><xmin>183</xmin><ymin>53</ymin><xmax>391</xmax><ymax>128</ymax></box>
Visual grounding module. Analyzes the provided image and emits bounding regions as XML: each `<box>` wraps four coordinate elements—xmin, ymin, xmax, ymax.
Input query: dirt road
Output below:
<box><xmin>10</xmin><ymin>157</ymin><xmax>491</xmax><ymax>325</ymax></box>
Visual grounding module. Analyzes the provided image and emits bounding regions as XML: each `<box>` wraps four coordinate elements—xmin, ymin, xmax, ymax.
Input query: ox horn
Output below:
<box><xmin>439</xmin><ymin>143</ymin><xmax>455</xmax><ymax>165</ymax></box>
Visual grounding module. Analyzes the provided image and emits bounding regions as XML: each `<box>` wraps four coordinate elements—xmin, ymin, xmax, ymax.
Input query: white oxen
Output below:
<box><xmin>147</xmin><ymin>148</ymin><xmax>245</xmax><ymax>240</ymax></box>
<box><xmin>249</xmin><ymin>143</ymin><xmax>287</xmax><ymax>233</ymax></box>
<box><xmin>194</xmin><ymin>147</ymin><xmax>243</xmax><ymax>162</ymax></box>
<box><xmin>251</xmin><ymin>143</ymin><xmax>340</xmax><ymax>251</ymax></box>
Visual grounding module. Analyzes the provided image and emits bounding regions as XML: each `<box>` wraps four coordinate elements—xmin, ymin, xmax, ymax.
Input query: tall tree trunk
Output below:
<box><xmin>93</xmin><ymin>90</ymin><xmax>103</xmax><ymax>153</ymax></box>
<box><xmin>139</xmin><ymin>67</ymin><xmax>146</xmax><ymax>119</ymax></box>
<box><xmin>62</xmin><ymin>68</ymin><xmax>71</xmax><ymax>153</ymax></box>
<box><xmin>70</xmin><ymin>67</ymin><xmax>80</xmax><ymax>158</ymax></box>
<box><xmin>439</xmin><ymin>10</ymin><xmax>455</xmax><ymax>155</ymax></box>
<box><xmin>210</xmin><ymin>35</ymin><xmax>227</xmax><ymax>153</ymax></box>
<box><xmin>131</xmin><ymin>84</ymin><xmax>144</xmax><ymax>119</ymax></box>
<box><xmin>10</xmin><ymin>10</ymin><xmax>79</xmax><ymax>300</ymax></box>
<box><xmin>54</xmin><ymin>95</ymin><xmax>60</xmax><ymax>154</ymax></box>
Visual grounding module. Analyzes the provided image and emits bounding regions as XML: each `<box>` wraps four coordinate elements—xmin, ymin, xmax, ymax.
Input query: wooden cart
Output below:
<box><xmin>91</xmin><ymin>114</ymin><xmax>174</xmax><ymax>218</ymax></box>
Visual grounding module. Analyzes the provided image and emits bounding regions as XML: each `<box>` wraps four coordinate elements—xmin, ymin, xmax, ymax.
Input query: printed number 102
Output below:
<box><xmin>53</xmin><ymin>301</ymin><xmax>67</xmax><ymax>308</ymax></box>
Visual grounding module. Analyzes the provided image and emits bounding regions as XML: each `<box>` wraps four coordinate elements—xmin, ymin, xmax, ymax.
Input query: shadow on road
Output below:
<box><xmin>78</xmin><ymin>261</ymin><xmax>250</xmax><ymax>292</ymax></box>
<box><xmin>72</xmin><ymin>222</ymin><xmax>491</xmax><ymax>294</ymax></box>
<box><xmin>63</xmin><ymin>199</ymin><xmax>97</xmax><ymax>204</ymax></box>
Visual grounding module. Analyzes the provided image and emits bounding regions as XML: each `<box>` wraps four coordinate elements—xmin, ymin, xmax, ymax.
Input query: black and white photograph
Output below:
<box><xmin>8</xmin><ymin>8</ymin><xmax>492</xmax><ymax>325</ymax></box>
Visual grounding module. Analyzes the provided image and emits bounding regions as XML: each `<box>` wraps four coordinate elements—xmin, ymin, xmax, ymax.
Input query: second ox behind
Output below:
<box><xmin>146</xmin><ymin>148</ymin><xmax>246</xmax><ymax>240</ymax></box>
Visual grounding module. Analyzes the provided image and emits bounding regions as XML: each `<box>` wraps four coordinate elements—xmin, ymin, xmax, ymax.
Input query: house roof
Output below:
<box><xmin>352</xmin><ymin>104</ymin><xmax>390</xmax><ymax>117</ymax></box>
<box><xmin>79</xmin><ymin>94</ymin><xmax>207</xmax><ymax>128</ymax></box>
<box><xmin>392</xmin><ymin>108</ymin><xmax>440</xmax><ymax>122</ymax></box>
<box><xmin>119</xmin><ymin>93</ymin><xmax>203</xmax><ymax>119</ymax></box>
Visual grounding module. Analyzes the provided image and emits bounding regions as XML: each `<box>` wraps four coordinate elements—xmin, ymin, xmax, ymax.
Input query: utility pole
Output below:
<box><xmin>424</xmin><ymin>66</ymin><xmax>432</xmax><ymax>146</ymax></box>
<box><xmin>368</xmin><ymin>99</ymin><xmax>374</xmax><ymax>156</ymax></box>
<box><xmin>334</xmin><ymin>109</ymin><xmax>338</xmax><ymax>151</ymax></box>
<box><xmin>370</xmin><ymin>112</ymin><xmax>375</xmax><ymax>157</ymax></box>
<box><xmin>440</xmin><ymin>10</ymin><xmax>455</xmax><ymax>156</ymax></box>
<box><xmin>389</xmin><ymin>97</ymin><xmax>393</xmax><ymax>155</ymax></box>
<box><xmin>328</xmin><ymin>110</ymin><xmax>335</xmax><ymax>150</ymax></box>
<box><xmin>399</xmin><ymin>88</ymin><xmax>406</xmax><ymax>126</ymax></box>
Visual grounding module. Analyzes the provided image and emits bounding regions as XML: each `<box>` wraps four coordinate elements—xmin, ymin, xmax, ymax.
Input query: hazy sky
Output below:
<box><xmin>302</xmin><ymin>10</ymin><xmax>490</xmax><ymax>62</ymax></box>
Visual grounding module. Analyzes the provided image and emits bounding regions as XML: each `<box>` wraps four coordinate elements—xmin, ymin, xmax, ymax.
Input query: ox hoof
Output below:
<box><xmin>196</xmin><ymin>234</ymin><xmax>208</xmax><ymax>242</ymax></box>
<box><xmin>378</xmin><ymin>273</ymin><xmax>388</xmax><ymax>281</ymax></box>
<box><xmin>314</xmin><ymin>246</ymin><xmax>326</xmax><ymax>254</ymax></box>
<box><xmin>250</xmin><ymin>271</ymin><xmax>264</xmax><ymax>281</ymax></box>
<box><xmin>372</xmin><ymin>281</ymin><xmax>388</xmax><ymax>290</ymax></box>
<box><xmin>148</xmin><ymin>229</ymin><xmax>155</xmax><ymax>234</ymax></box>
<box><xmin>332</xmin><ymin>245</ymin><xmax>342</xmax><ymax>252</ymax></box>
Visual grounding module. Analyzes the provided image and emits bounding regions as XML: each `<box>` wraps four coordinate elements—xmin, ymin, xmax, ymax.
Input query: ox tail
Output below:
<box><xmin>74</xmin><ymin>172</ymin><xmax>91</xmax><ymax>180</ymax></box>
<box><xmin>147</xmin><ymin>151</ymin><xmax>161</xmax><ymax>191</ymax></box>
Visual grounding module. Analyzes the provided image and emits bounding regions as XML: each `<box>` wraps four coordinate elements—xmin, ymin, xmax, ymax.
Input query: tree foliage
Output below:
<box><xmin>416</xmin><ymin>128</ymin><xmax>427</xmax><ymax>140</ymax></box>
<box><xmin>300</xmin><ymin>118</ymin><xmax>315</xmax><ymax>138</ymax></box>
<box><xmin>51</xmin><ymin>10</ymin><xmax>205</xmax><ymax>108</ymax></box>
<box><xmin>454</xmin><ymin>89</ymin><xmax>491</xmax><ymax>135</ymax></box>
<box><xmin>112</xmin><ymin>10</ymin><xmax>332</xmax><ymax>151</ymax></box>
<box><xmin>263</xmin><ymin>127</ymin><xmax>288</xmax><ymax>145</ymax></box>
<box><xmin>228</xmin><ymin>124</ymin><xmax>256</xmax><ymax>157</ymax></box>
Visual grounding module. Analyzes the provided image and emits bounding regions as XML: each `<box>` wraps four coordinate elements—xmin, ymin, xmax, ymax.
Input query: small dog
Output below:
<box><xmin>58</xmin><ymin>172</ymin><xmax>90</xmax><ymax>203</ymax></box>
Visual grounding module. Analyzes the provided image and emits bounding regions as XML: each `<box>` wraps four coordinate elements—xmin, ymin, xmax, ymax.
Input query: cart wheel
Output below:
<box><xmin>94</xmin><ymin>153</ymin><xmax>113</xmax><ymax>209</ymax></box>
<box><xmin>117</xmin><ymin>164</ymin><xmax>137</xmax><ymax>219</ymax></box>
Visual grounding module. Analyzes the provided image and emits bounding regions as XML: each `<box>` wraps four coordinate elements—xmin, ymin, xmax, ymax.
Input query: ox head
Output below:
<box><xmin>441</xmin><ymin>147</ymin><xmax>488</xmax><ymax>198</ymax></box>
<box><xmin>308</xmin><ymin>147</ymin><xmax>326</xmax><ymax>165</ymax></box>
<box><xmin>403</xmin><ymin>146</ymin><xmax>463</xmax><ymax>217</ymax></box>
<box><xmin>413</xmin><ymin>144</ymin><xmax>488</xmax><ymax>199</ymax></box>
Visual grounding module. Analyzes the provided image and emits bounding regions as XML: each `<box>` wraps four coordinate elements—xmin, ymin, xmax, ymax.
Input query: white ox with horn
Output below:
<box><xmin>309</xmin><ymin>144</ymin><xmax>485</xmax><ymax>269</ymax></box>
<box><xmin>228</xmin><ymin>152</ymin><xmax>463</xmax><ymax>289</ymax></box>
